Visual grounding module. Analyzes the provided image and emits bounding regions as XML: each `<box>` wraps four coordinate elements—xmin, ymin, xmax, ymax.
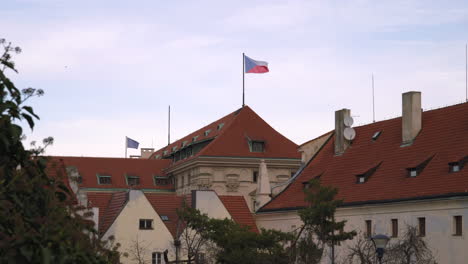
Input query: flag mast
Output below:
<box><xmin>242</xmin><ymin>53</ymin><xmax>245</xmax><ymax>107</ymax></box>
<box><xmin>372</xmin><ymin>73</ymin><xmax>375</xmax><ymax>122</ymax></box>
<box><xmin>168</xmin><ymin>105</ymin><xmax>171</xmax><ymax>145</ymax></box>
<box><xmin>465</xmin><ymin>43</ymin><xmax>467</xmax><ymax>102</ymax></box>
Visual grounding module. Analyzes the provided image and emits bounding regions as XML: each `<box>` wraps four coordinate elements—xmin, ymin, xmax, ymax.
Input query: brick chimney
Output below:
<box><xmin>335</xmin><ymin>108</ymin><xmax>351</xmax><ymax>155</ymax></box>
<box><xmin>402</xmin><ymin>91</ymin><xmax>422</xmax><ymax>145</ymax></box>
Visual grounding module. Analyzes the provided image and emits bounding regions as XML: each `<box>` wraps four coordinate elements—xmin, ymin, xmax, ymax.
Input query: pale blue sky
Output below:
<box><xmin>3</xmin><ymin>0</ymin><xmax>468</xmax><ymax>157</ymax></box>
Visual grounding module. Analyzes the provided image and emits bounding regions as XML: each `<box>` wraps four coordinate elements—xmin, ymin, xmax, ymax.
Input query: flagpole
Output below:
<box><xmin>168</xmin><ymin>105</ymin><xmax>171</xmax><ymax>146</ymax></box>
<box><xmin>372</xmin><ymin>73</ymin><xmax>375</xmax><ymax>122</ymax></box>
<box><xmin>242</xmin><ymin>53</ymin><xmax>245</xmax><ymax>107</ymax></box>
<box><xmin>465</xmin><ymin>43</ymin><xmax>467</xmax><ymax>102</ymax></box>
<box><xmin>125</xmin><ymin>137</ymin><xmax>127</xmax><ymax>158</ymax></box>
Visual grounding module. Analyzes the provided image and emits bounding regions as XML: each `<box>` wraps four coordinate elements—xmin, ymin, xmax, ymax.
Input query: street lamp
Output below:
<box><xmin>371</xmin><ymin>234</ymin><xmax>390</xmax><ymax>264</ymax></box>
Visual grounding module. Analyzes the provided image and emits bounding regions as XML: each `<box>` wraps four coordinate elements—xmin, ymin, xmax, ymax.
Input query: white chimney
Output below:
<box><xmin>402</xmin><ymin>91</ymin><xmax>422</xmax><ymax>145</ymax></box>
<box><xmin>335</xmin><ymin>109</ymin><xmax>351</xmax><ymax>155</ymax></box>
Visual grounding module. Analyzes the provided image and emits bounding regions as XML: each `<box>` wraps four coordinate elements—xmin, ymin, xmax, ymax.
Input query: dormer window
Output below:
<box><xmin>163</xmin><ymin>150</ymin><xmax>168</xmax><ymax>156</ymax></box>
<box><xmin>217</xmin><ymin>123</ymin><xmax>224</xmax><ymax>130</ymax></box>
<box><xmin>98</xmin><ymin>175</ymin><xmax>112</xmax><ymax>185</ymax></box>
<box><xmin>182</xmin><ymin>141</ymin><xmax>188</xmax><ymax>147</ymax></box>
<box><xmin>161</xmin><ymin>215</ymin><xmax>169</xmax><ymax>221</ymax></box>
<box><xmin>172</xmin><ymin>146</ymin><xmax>178</xmax><ymax>152</ymax></box>
<box><xmin>154</xmin><ymin>155</ymin><xmax>160</xmax><ymax>159</ymax></box>
<box><xmin>127</xmin><ymin>175</ymin><xmax>140</xmax><ymax>186</ymax></box>
<box><xmin>450</xmin><ymin>163</ymin><xmax>460</xmax><ymax>173</ymax></box>
<box><xmin>449</xmin><ymin>156</ymin><xmax>467</xmax><ymax>173</ymax></box>
<box><xmin>355</xmin><ymin>163</ymin><xmax>381</xmax><ymax>184</ymax></box>
<box><xmin>406</xmin><ymin>156</ymin><xmax>433</xmax><ymax>178</ymax></box>
<box><xmin>357</xmin><ymin>175</ymin><xmax>366</xmax><ymax>183</ymax></box>
<box><xmin>408</xmin><ymin>168</ymin><xmax>418</xmax><ymax>177</ymax></box>
<box><xmin>204</xmin><ymin>129</ymin><xmax>211</xmax><ymax>136</ymax></box>
<box><xmin>250</xmin><ymin>141</ymin><xmax>265</xmax><ymax>152</ymax></box>
<box><xmin>192</xmin><ymin>135</ymin><xmax>199</xmax><ymax>142</ymax></box>
<box><xmin>154</xmin><ymin>176</ymin><xmax>169</xmax><ymax>185</ymax></box>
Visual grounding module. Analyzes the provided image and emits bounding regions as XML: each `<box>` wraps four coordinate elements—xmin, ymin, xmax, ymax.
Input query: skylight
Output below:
<box><xmin>372</xmin><ymin>131</ymin><xmax>382</xmax><ymax>141</ymax></box>
<box><xmin>161</xmin><ymin>215</ymin><xmax>169</xmax><ymax>221</ymax></box>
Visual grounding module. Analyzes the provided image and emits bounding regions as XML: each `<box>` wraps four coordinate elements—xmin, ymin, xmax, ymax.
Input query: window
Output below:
<box><xmin>76</xmin><ymin>176</ymin><xmax>83</xmax><ymax>184</ymax></box>
<box><xmin>139</xmin><ymin>219</ymin><xmax>153</xmax><ymax>230</ymax></box>
<box><xmin>454</xmin><ymin>215</ymin><xmax>463</xmax><ymax>236</ymax></box>
<box><xmin>172</xmin><ymin>146</ymin><xmax>178</xmax><ymax>152</ymax></box>
<box><xmin>98</xmin><ymin>175</ymin><xmax>112</xmax><ymax>185</ymax></box>
<box><xmin>450</xmin><ymin>163</ymin><xmax>460</xmax><ymax>172</ymax></box>
<box><xmin>365</xmin><ymin>220</ymin><xmax>372</xmax><ymax>238</ymax></box>
<box><xmin>251</xmin><ymin>141</ymin><xmax>265</xmax><ymax>152</ymax></box>
<box><xmin>186</xmin><ymin>146</ymin><xmax>193</xmax><ymax>156</ymax></box>
<box><xmin>127</xmin><ymin>176</ymin><xmax>140</xmax><ymax>186</ymax></box>
<box><xmin>192</xmin><ymin>135</ymin><xmax>199</xmax><ymax>142</ymax></box>
<box><xmin>406</xmin><ymin>156</ymin><xmax>434</xmax><ymax>178</ymax></box>
<box><xmin>357</xmin><ymin>175</ymin><xmax>366</xmax><ymax>184</ymax></box>
<box><xmin>182</xmin><ymin>140</ymin><xmax>188</xmax><ymax>147</ymax></box>
<box><xmin>163</xmin><ymin>150</ymin><xmax>168</xmax><ymax>156</ymax></box>
<box><xmin>154</xmin><ymin>176</ymin><xmax>169</xmax><ymax>186</ymax></box>
<box><xmin>217</xmin><ymin>123</ymin><xmax>224</xmax><ymax>130</ymax></box>
<box><xmin>372</xmin><ymin>131</ymin><xmax>382</xmax><ymax>141</ymax></box>
<box><xmin>391</xmin><ymin>219</ymin><xmax>398</xmax><ymax>237</ymax></box>
<box><xmin>253</xmin><ymin>171</ymin><xmax>258</xmax><ymax>183</ymax></box>
<box><xmin>204</xmin><ymin>129</ymin><xmax>211</xmax><ymax>136</ymax></box>
<box><xmin>152</xmin><ymin>252</ymin><xmax>163</xmax><ymax>264</ymax></box>
<box><xmin>418</xmin><ymin>217</ymin><xmax>426</xmax><ymax>237</ymax></box>
<box><xmin>355</xmin><ymin>163</ymin><xmax>381</xmax><ymax>184</ymax></box>
<box><xmin>161</xmin><ymin>215</ymin><xmax>169</xmax><ymax>221</ymax></box>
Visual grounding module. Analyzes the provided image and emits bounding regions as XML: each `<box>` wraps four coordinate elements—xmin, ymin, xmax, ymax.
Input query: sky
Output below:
<box><xmin>2</xmin><ymin>0</ymin><xmax>468</xmax><ymax>157</ymax></box>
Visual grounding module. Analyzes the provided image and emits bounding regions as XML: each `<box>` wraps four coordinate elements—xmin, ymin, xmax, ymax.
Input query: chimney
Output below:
<box><xmin>402</xmin><ymin>91</ymin><xmax>422</xmax><ymax>145</ymax></box>
<box><xmin>335</xmin><ymin>108</ymin><xmax>351</xmax><ymax>155</ymax></box>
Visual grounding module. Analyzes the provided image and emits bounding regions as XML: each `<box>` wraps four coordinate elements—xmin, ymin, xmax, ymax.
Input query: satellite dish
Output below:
<box><xmin>344</xmin><ymin>116</ymin><xmax>354</xmax><ymax>127</ymax></box>
<box><xmin>344</xmin><ymin>127</ymin><xmax>356</xmax><ymax>141</ymax></box>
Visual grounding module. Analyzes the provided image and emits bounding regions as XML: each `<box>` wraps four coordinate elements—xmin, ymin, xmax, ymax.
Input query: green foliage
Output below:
<box><xmin>295</xmin><ymin>178</ymin><xmax>356</xmax><ymax>263</ymax></box>
<box><xmin>0</xmin><ymin>39</ymin><xmax>120</xmax><ymax>263</ymax></box>
<box><xmin>177</xmin><ymin>206</ymin><xmax>293</xmax><ymax>264</ymax></box>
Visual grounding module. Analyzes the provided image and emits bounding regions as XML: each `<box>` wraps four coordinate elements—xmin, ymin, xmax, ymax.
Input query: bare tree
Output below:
<box><xmin>343</xmin><ymin>232</ymin><xmax>375</xmax><ymax>264</ymax></box>
<box><xmin>343</xmin><ymin>226</ymin><xmax>437</xmax><ymax>264</ymax></box>
<box><xmin>385</xmin><ymin>226</ymin><xmax>437</xmax><ymax>264</ymax></box>
<box><xmin>127</xmin><ymin>236</ymin><xmax>150</xmax><ymax>264</ymax></box>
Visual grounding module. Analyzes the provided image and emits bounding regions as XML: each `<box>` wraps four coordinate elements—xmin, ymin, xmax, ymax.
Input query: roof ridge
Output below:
<box><xmin>149</xmin><ymin>106</ymin><xmax>243</xmax><ymax>159</ymax></box>
<box><xmin>196</xmin><ymin>107</ymin><xmax>246</xmax><ymax>157</ymax></box>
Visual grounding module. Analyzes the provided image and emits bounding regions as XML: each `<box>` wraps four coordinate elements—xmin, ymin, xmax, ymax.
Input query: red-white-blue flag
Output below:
<box><xmin>244</xmin><ymin>55</ymin><xmax>269</xmax><ymax>74</ymax></box>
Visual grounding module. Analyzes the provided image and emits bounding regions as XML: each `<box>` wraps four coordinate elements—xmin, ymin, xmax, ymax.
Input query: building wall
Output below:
<box><xmin>256</xmin><ymin>198</ymin><xmax>468</xmax><ymax>264</ymax></box>
<box><xmin>175</xmin><ymin>164</ymin><xmax>297</xmax><ymax>212</ymax></box>
<box><xmin>102</xmin><ymin>190</ymin><xmax>176</xmax><ymax>264</ymax></box>
<box><xmin>195</xmin><ymin>190</ymin><xmax>232</xmax><ymax>220</ymax></box>
<box><xmin>298</xmin><ymin>133</ymin><xmax>332</xmax><ymax>164</ymax></box>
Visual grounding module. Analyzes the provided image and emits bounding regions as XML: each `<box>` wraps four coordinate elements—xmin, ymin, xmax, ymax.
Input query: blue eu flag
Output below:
<box><xmin>126</xmin><ymin>137</ymin><xmax>139</xmax><ymax>149</ymax></box>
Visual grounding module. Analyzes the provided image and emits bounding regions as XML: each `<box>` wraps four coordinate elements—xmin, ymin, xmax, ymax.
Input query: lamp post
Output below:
<box><xmin>371</xmin><ymin>234</ymin><xmax>390</xmax><ymax>264</ymax></box>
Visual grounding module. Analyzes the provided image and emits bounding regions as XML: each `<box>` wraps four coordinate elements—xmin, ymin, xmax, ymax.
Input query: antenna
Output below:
<box><xmin>372</xmin><ymin>73</ymin><xmax>375</xmax><ymax>122</ymax></box>
<box><xmin>168</xmin><ymin>105</ymin><xmax>171</xmax><ymax>146</ymax></box>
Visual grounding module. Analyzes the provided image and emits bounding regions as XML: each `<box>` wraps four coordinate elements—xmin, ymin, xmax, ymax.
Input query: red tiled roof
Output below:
<box><xmin>144</xmin><ymin>193</ymin><xmax>185</xmax><ymax>238</ymax></box>
<box><xmin>150</xmin><ymin>106</ymin><xmax>300</xmax><ymax>163</ymax></box>
<box><xmin>218</xmin><ymin>195</ymin><xmax>259</xmax><ymax>232</ymax></box>
<box><xmin>261</xmin><ymin>102</ymin><xmax>468</xmax><ymax>211</ymax></box>
<box><xmin>149</xmin><ymin>107</ymin><xmax>241</xmax><ymax>160</ymax></box>
<box><xmin>86</xmin><ymin>191</ymin><xmax>128</xmax><ymax>235</ymax></box>
<box><xmin>56</xmin><ymin>157</ymin><xmax>172</xmax><ymax>189</ymax></box>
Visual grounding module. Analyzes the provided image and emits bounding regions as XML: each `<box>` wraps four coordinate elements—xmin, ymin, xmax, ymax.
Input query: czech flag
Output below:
<box><xmin>244</xmin><ymin>55</ymin><xmax>269</xmax><ymax>74</ymax></box>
